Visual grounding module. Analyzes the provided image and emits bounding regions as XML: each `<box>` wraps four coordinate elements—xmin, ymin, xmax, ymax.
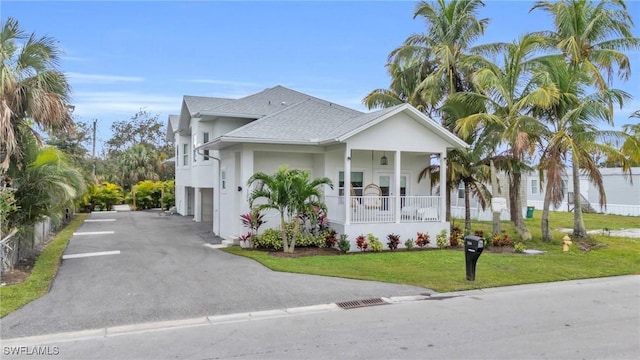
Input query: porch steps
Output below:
<box><xmin>204</xmin><ymin>239</ymin><xmax>235</xmax><ymax>249</ymax></box>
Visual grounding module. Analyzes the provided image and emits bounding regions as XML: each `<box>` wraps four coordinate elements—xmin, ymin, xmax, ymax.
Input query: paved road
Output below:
<box><xmin>3</xmin><ymin>276</ymin><xmax>638</xmax><ymax>360</ymax></box>
<box><xmin>1</xmin><ymin>210</ymin><xmax>429</xmax><ymax>339</ymax></box>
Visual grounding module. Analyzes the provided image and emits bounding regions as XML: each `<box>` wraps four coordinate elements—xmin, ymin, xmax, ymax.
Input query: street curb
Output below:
<box><xmin>2</xmin><ymin>303</ymin><xmax>345</xmax><ymax>345</ymax></box>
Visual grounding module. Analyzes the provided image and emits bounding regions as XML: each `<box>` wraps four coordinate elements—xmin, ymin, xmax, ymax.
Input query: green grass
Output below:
<box><xmin>223</xmin><ymin>211</ymin><xmax>640</xmax><ymax>292</ymax></box>
<box><xmin>0</xmin><ymin>214</ymin><xmax>88</xmax><ymax>318</ymax></box>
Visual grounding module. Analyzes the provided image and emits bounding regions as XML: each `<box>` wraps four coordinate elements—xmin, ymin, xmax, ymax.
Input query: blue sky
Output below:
<box><xmin>3</xmin><ymin>1</ymin><xmax>639</xmax><ymax>152</ymax></box>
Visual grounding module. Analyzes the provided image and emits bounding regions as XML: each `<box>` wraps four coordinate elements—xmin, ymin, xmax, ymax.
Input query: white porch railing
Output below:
<box><xmin>325</xmin><ymin>196</ymin><xmax>441</xmax><ymax>224</ymax></box>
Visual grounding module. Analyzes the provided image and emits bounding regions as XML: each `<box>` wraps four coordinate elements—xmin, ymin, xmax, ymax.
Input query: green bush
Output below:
<box><xmin>367</xmin><ymin>233</ymin><xmax>383</xmax><ymax>252</ymax></box>
<box><xmin>436</xmin><ymin>229</ymin><xmax>449</xmax><ymax>249</ymax></box>
<box><xmin>338</xmin><ymin>234</ymin><xmax>350</xmax><ymax>253</ymax></box>
<box><xmin>404</xmin><ymin>238</ymin><xmax>414</xmax><ymax>250</ymax></box>
<box><xmin>514</xmin><ymin>242</ymin><xmax>526</xmax><ymax>253</ymax></box>
<box><xmin>296</xmin><ymin>232</ymin><xmax>325</xmax><ymax>248</ymax></box>
<box><xmin>82</xmin><ymin>182</ymin><xmax>123</xmax><ymax>211</ymax></box>
<box><xmin>128</xmin><ymin>180</ymin><xmax>175</xmax><ymax>210</ymax></box>
<box><xmin>253</xmin><ymin>229</ymin><xmax>283</xmax><ymax>250</ymax></box>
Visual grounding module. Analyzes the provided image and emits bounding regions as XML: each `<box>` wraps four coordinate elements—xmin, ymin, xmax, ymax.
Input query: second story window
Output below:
<box><xmin>193</xmin><ymin>134</ymin><xmax>197</xmax><ymax>163</ymax></box>
<box><xmin>183</xmin><ymin>143</ymin><xmax>188</xmax><ymax>166</ymax></box>
<box><xmin>203</xmin><ymin>132</ymin><xmax>210</xmax><ymax>160</ymax></box>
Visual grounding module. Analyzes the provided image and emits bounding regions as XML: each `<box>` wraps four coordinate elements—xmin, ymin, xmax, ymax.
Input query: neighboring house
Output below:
<box><xmin>166</xmin><ymin>86</ymin><xmax>468</xmax><ymax>248</ymax></box>
<box><xmin>525</xmin><ymin>167</ymin><xmax>640</xmax><ymax>216</ymax></box>
<box><xmin>449</xmin><ymin>171</ymin><xmax>519</xmax><ymax>222</ymax></box>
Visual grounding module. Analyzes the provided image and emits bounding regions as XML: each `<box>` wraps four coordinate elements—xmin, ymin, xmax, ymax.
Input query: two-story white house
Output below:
<box><xmin>167</xmin><ymin>86</ymin><xmax>469</xmax><ymax>248</ymax></box>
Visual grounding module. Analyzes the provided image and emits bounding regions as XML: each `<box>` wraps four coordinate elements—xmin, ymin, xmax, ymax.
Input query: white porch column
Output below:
<box><xmin>194</xmin><ymin>187</ymin><xmax>202</xmax><ymax>222</ymax></box>
<box><xmin>394</xmin><ymin>150</ymin><xmax>401</xmax><ymax>223</ymax></box>
<box><xmin>344</xmin><ymin>146</ymin><xmax>351</xmax><ymax>225</ymax></box>
<box><xmin>439</xmin><ymin>152</ymin><xmax>447</xmax><ymax>222</ymax></box>
<box><xmin>240</xmin><ymin>149</ymin><xmax>254</xmax><ymax>217</ymax></box>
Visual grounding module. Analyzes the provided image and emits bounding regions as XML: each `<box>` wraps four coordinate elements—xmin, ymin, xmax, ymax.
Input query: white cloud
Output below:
<box><xmin>71</xmin><ymin>91</ymin><xmax>181</xmax><ymax>119</ymax></box>
<box><xmin>66</xmin><ymin>72</ymin><xmax>144</xmax><ymax>84</ymax></box>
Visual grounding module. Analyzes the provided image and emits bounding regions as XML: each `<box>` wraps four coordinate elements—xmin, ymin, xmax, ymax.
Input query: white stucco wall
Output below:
<box><xmin>346</xmin><ymin>112</ymin><xmax>452</xmax><ymax>154</ymax></box>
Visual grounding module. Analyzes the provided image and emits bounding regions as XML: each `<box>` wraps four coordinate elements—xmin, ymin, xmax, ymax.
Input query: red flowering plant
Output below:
<box><xmin>356</xmin><ymin>234</ymin><xmax>368</xmax><ymax>251</ymax></box>
<box><xmin>416</xmin><ymin>232</ymin><xmax>430</xmax><ymax>248</ymax></box>
<box><xmin>240</xmin><ymin>210</ymin><xmax>266</xmax><ymax>235</ymax></box>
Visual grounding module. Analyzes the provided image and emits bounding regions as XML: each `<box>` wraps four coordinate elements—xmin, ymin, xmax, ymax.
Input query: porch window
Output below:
<box><xmin>338</xmin><ymin>171</ymin><xmax>363</xmax><ymax>196</ymax></box>
<box><xmin>531</xmin><ymin>179</ymin><xmax>538</xmax><ymax>195</ymax></box>
<box><xmin>203</xmin><ymin>132</ymin><xmax>210</xmax><ymax>160</ymax></box>
<box><xmin>562</xmin><ymin>179</ymin><xmax>568</xmax><ymax>196</ymax></box>
<box><xmin>221</xmin><ymin>169</ymin><xmax>227</xmax><ymax>190</ymax></box>
<box><xmin>458</xmin><ymin>183</ymin><xmax>464</xmax><ymax>199</ymax></box>
<box><xmin>193</xmin><ymin>134</ymin><xmax>197</xmax><ymax>163</ymax></box>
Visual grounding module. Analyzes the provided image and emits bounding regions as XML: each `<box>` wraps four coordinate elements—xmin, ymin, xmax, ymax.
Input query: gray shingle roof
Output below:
<box><xmin>197</xmin><ymin>85</ymin><xmax>361</xmax><ymax>119</ymax></box>
<box><xmin>223</xmin><ymin>97</ymin><xmax>363</xmax><ymax>141</ymax></box>
<box><xmin>183</xmin><ymin>96</ymin><xmax>234</xmax><ymax>114</ymax></box>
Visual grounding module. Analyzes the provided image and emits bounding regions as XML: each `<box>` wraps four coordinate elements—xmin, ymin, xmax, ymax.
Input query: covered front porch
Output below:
<box><xmin>322</xmin><ymin>147</ymin><xmax>448</xmax><ymax>248</ymax></box>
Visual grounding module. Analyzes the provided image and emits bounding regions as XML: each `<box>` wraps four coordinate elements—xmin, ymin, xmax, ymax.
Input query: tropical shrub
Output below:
<box><xmin>338</xmin><ymin>234</ymin><xmax>350</xmax><ymax>253</ymax></box>
<box><xmin>356</xmin><ymin>234</ymin><xmax>368</xmax><ymax>251</ymax></box>
<box><xmin>416</xmin><ymin>232</ymin><xmax>430</xmax><ymax>248</ymax></box>
<box><xmin>514</xmin><ymin>242</ymin><xmax>525</xmax><ymax>253</ymax></box>
<box><xmin>404</xmin><ymin>238</ymin><xmax>414</xmax><ymax>250</ymax></box>
<box><xmin>436</xmin><ymin>229</ymin><xmax>449</xmax><ymax>249</ymax></box>
<box><xmin>241</xmin><ymin>210</ymin><xmax>266</xmax><ymax>235</ymax></box>
<box><xmin>386</xmin><ymin>233</ymin><xmax>400</xmax><ymax>250</ymax></box>
<box><xmin>324</xmin><ymin>229</ymin><xmax>338</xmax><ymax>248</ymax></box>
<box><xmin>90</xmin><ymin>182</ymin><xmax>124</xmax><ymax>211</ymax></box>
<box><xmin>367</xmin><ymin>233</ymin><xmax>383</xmax><ymax>252</ymax></box>
<box><xmin>296</xmin><ymin>232</ymin><xmax>325</xmax><ymax>248</ymax></box>
<box><xmin>450</xmin><ymin>226</ymin><xmax>463</xmax><ymax>247</ymax></box>
<box><xmin>253</xmin><ymin>228</ymin><xmax>283</xmax><ymax>250</ymax></box>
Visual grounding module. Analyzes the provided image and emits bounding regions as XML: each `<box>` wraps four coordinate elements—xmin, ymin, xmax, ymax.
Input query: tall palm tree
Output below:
<box><xmin>534</xmin><ymin>57</ymin><xmax>632</xmax><ymax>241</ymax></box>
<box><xmin>247</xmin><ymin>167</ymin><xmax>332</xmax><ymax>253</ymax></box>
<box><xmin>0</xmin><ymin>17</ymin><xmax>74</xmax><ymax>172</ymax></box>
<box><xmin>396</xmin><ymin>0</ymin><xmax>489</xmax><ymax>105</ymax></box>
<box><xmin>531</xmin><ymin>0</ymin><xmax>639</xmax><ymax>238</ymax></box>
<box><xmin>375</xmin><ymin>0</ymin><xmax>489</xmax><ymax>222</ymax></box>
<box><xmin>454</xmin><ymin>34</ymin><xmax>558</xmax><ymax>239</ymax></box>
<box><xmin>531</xmin><ymin>0</ymin><xmax>639</xmax><ymax>91</ymax></box>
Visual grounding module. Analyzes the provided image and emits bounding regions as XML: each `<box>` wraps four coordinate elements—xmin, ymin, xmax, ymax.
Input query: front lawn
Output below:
<box><xmin>223</xmin><ymin>211</ymin><xmax>640</xmax><ymax>292</ymax></box>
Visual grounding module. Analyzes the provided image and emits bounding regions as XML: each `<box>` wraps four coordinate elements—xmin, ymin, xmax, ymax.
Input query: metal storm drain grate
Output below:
<box><xmin>336</xmin><ymin>298</ymin><xmax>387</xmax><ymax>310</ymax></box>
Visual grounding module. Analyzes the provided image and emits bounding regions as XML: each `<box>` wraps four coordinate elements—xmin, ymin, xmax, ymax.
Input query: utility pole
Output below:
<box><xmin>92</xmin><ymin>119</ymin><xmax>97</xmax><ymax>179</ymax></box>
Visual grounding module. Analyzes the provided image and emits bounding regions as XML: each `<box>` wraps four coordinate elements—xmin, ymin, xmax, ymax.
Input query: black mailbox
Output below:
<box><xmin>464</xmin><ymin>235</ymin><xmax>484</xmax><ymax>281</ymax></box>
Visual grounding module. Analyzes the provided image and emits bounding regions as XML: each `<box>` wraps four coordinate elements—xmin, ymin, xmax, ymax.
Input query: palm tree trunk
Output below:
<box><xmin>289</xmin><ymin>217</ymin><xmax>300</xmax><ymax>253</ymax></box>
<box><xmin>510</xmin><ymin>172</ymin><xmax>531</xmax><ymax>240</ymax></box>
<box><xmin>571</xmin><ymin>153</ymin><xmax>587</xmax><ymax>238</ymax></box>
<box><xmin>541</xmin><ymin>180</ymin><xmax>553</xmax><ymax>242</ymax></box>
<box><xmin>280</xmin><ymin>211</ymin><xmax>289</xmax><ymax>252</ymax></box>
<box><xmin>464</xmin><ymin>180</ymin><xmax>471</xmax><ymax>232</ymax></box>
<box><xmin>445</xmin><ymin>182</ymin><xmax>452</xmax><ymax>222</ymax></box>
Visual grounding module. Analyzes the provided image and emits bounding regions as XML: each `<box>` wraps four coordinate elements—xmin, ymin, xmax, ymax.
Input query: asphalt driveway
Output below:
<box><xmin>1</xmin><ymin>210</ymin><xmax>429</xmax><ymax>339</ymax></box>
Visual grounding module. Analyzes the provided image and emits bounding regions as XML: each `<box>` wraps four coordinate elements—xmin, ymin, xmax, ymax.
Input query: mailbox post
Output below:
<box><xmin>464</xmin><ymin>235</ymin><xmax>484</xmax><ymax>281</ymax></box>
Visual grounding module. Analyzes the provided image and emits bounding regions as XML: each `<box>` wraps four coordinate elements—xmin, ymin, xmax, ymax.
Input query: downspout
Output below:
<box><xmin>196</xmin><ymin>149</ymin><xmax>221</xmax><ymax>236</ymax></box>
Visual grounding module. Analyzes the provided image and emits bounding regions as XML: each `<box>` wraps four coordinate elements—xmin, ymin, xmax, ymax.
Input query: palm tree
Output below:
<box><xmin>115</xmin><ymin>144</ymin><xmax>161</xmax><ymax>191</ymax></box>
<box><xmin>247</xmin><ymin>167</ymin><xmax>332</xmax><ymax>253</ymax></box>
<box><xmin>534</xmin><ymin>57</ymin><xmax>632</xmax><ymax>241</ymax></box>
<box><xmin>0</xmin><ymin>17</ymin><xmax>74</xmax><ymax>172</ymax></box>
<box><xmin>454</xmin><ymin>34</ymin><xmax>558</xmax><ymax>240</ymax></box>
<box><xmin>376</xmin><ymin>0</ymin><xmax>489</xmax><ymax>222</ymax></box>
<box><xmin>531</xmin><ymin>0</ymin><xmax>639</xmax><ymax>238</ymax></box>
<box><xmin>287</xmin><ymin>171</ymin><xmax>333</xmax><ymax>252</ymax></box>
<box><xmin>363</xmin><ymin>54</ymin><xmax>437</xmax><ymax>117</ymax></box>
<box><xmin>531</xmin><ymin>0</ymin><xmax>639</xmax><ymax>91</ymax></box>
<box><xmin>7</xmin><ymin>146</ymin><xmax>84</xmax><ymax>228</ymax></box>
<box><xmin>619</xmin><ymin>116</ymin><xmax>640</xmax><ymax>166</ymax></box>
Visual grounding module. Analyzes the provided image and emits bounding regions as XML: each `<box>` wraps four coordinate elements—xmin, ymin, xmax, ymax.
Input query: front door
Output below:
<box><xmin>378</xmin><ymin>174</ymin><xmax>408</xmax><ymax>209</ymax></box>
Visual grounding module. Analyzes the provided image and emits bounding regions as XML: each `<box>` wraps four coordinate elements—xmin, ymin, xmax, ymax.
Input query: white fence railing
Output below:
<box><xmin>527</xmin><ymin>200</ymin><xmax>640</xmax><ymax>217</ymax></box>
<box><xmin>325</xmin><ymin>196</ymin><xmax>441</xmax><ymax>224</ymax></box>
